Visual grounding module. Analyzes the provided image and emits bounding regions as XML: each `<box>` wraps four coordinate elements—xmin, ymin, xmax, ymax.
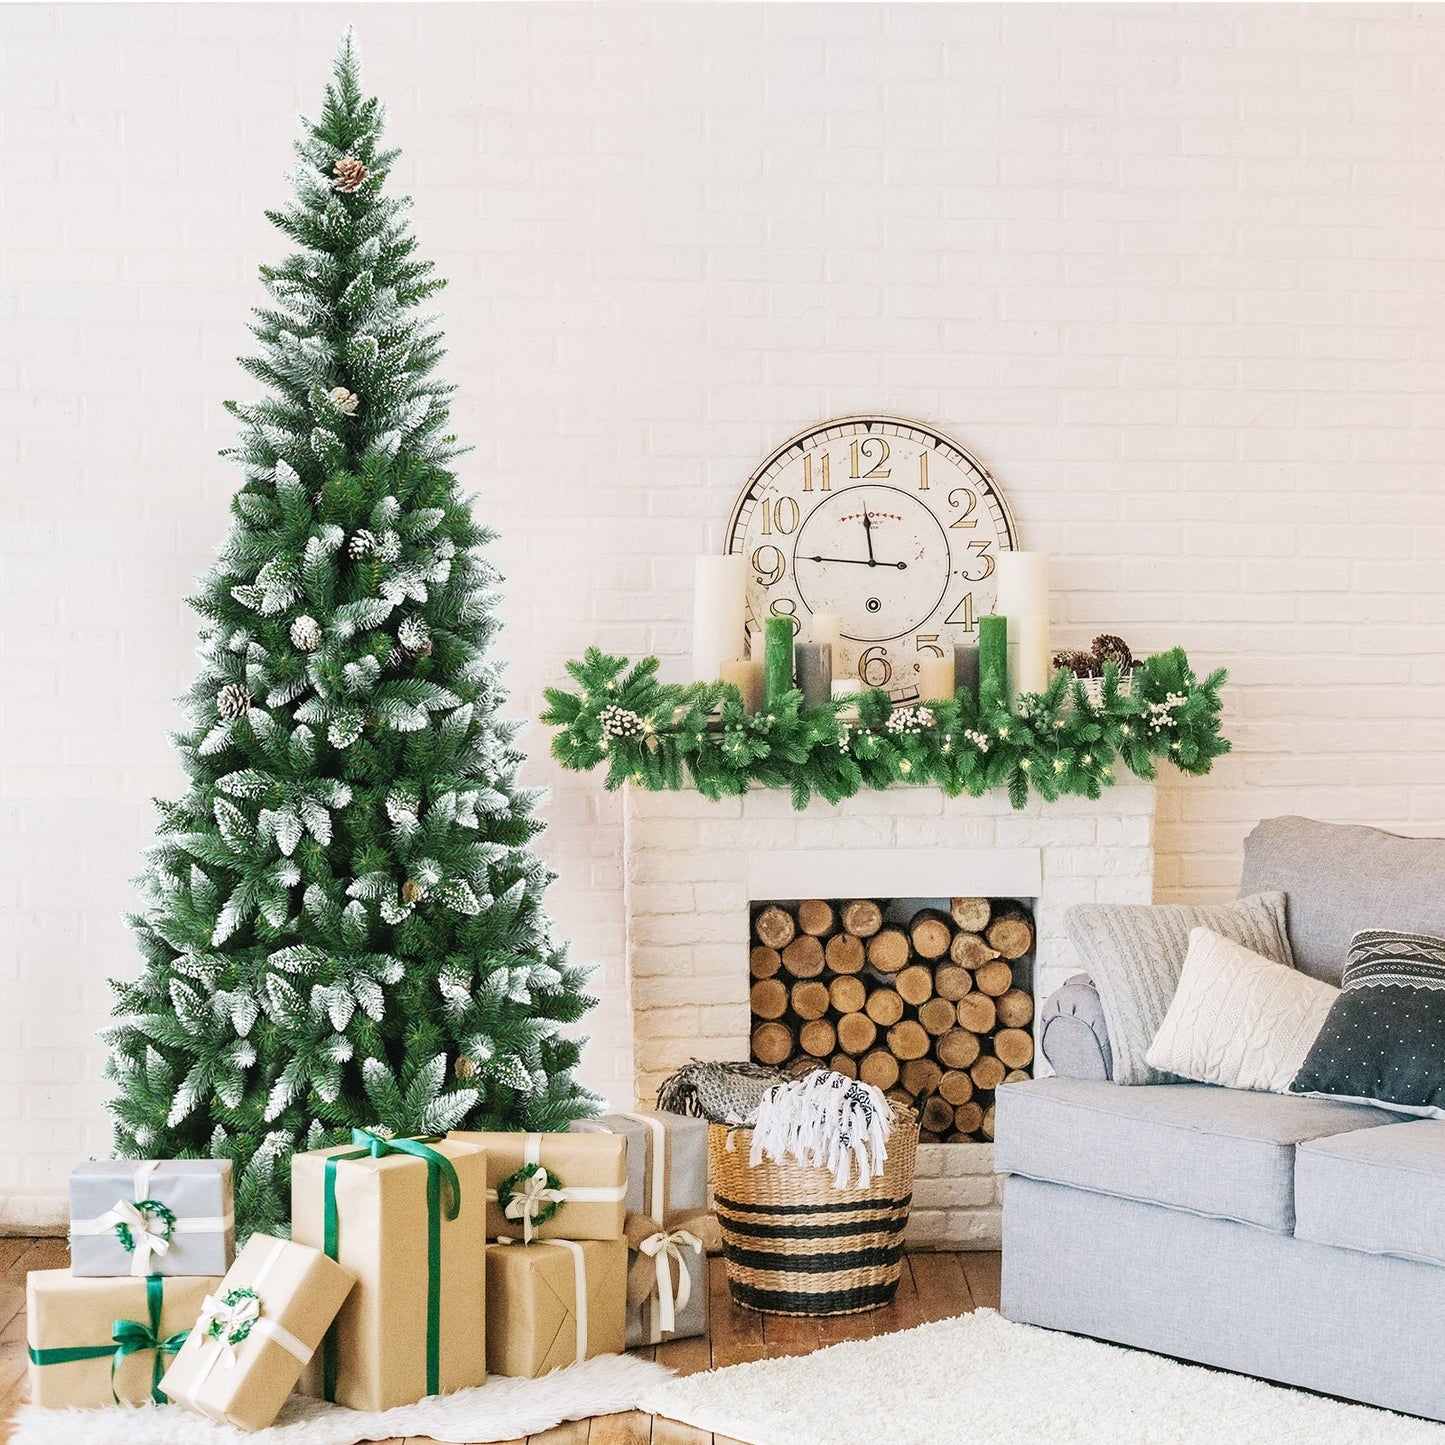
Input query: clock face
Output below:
<box><xmin>725</xmin><ymin>416</ymin><xmax>1017</xmax><ymax>702</ymax></box>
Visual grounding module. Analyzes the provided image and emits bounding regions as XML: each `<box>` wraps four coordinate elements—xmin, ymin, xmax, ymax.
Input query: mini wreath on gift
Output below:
<box><xmin>497</xmin><ymin>1165</ymin><xmax>566</xmax><ymax>1236</ymax></box>
<box><xmin>115</xmin><ymin>1199</ymin><xmax>177</xmax><ymax>1255</ymax></box>
<box><xmin>203</xmin><ymin>1287</ymin><xmax>262</xmax><ymax>1346</ymax></box>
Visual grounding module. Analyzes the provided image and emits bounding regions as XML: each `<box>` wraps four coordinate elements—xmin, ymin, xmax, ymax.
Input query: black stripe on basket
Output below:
<box><xmin>714</xmin><ymin>1191</ymin><xmax>913</xmax><ymax>1218</ymax></box>
<box><xmin>716</xmin><ymin>1212</ymin><xmax>907</xmax><ymax>1243</ymax></box>
<box><xmin>728</xmin><ymin>1278</ymin><xmax>900</xmax><ymax>1314</ymax></box>
<box><xmin>723</xmin><ymin>1241</ymin><xmax>906</xmax><ymax>1274</ymax></box>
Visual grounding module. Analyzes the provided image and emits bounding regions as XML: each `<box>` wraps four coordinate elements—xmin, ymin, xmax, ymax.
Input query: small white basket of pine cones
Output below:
<box><xmin>1054</xmin><ymin>634</ymin><xmax>1137</xmax><ymax>707</ymax></box>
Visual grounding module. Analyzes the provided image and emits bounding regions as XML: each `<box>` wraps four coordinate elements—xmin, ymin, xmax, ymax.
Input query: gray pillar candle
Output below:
<box><xmin>795</xmin><ymin>643</ymin><xmax>833</xmax><ymax>709</ymax></box>
<box><xmin>953</xmin><ymin>644</ymin><xmax>980</xmax><ymax>702</ymax></box>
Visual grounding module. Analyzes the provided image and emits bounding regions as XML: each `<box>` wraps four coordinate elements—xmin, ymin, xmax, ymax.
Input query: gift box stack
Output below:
<box><xmin>29</xmin><ymin>1159</ymin><xmax>353</xmax><ymax>1429</ymax></box>
<box><xmin>25</xmin><ymin>1112</ymin><xmax>712</xmax><ymax>1430</ymax></box>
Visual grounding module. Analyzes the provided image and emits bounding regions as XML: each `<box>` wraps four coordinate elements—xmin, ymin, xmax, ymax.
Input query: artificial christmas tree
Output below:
<box><xmin>104</xmin><ymin>31</ymin><xmax>599</xmax><ymax>1238</ymax></box>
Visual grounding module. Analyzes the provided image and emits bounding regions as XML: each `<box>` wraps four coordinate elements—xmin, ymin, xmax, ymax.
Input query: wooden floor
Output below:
<box><xmin>0</xmin><ymin>1237</ymin><xmax>1000</xmax><ymax>1445</ymax></box>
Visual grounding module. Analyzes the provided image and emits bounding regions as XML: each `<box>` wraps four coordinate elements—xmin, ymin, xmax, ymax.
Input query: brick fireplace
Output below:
<box><xmin>622</xmin><ymin>783</ymin><xmax>1155</xmax><ymax>1247</ymax></box>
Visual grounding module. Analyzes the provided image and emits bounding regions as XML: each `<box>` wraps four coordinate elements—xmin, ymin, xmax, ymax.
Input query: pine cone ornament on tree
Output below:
<box><xmin>290</xmin><ymin>615</ymin><xmax>323</xmax><ymax>652</ymax></box>
<box><xmin>454</xmin><ymin>1055</ymin><xmax>477</xmax><ymax>1081</ymax></box>
<box><xmin>1091</xmin><ymin>633</ymin><xmax>1134</xmax><ymax>671</ymax></box>
<box><xmin>216</xmin><ymin>683</ymin><xmax>252</xmax><ymax>719</ymax></box>
<box><xmin>401</xmin><ymin>878</ymin><xmax>425</xmax><ymax>905</ymax></box>
<box><xmin>398</xmin><ymin>616</ymin><xmax>432</xmax><ymax>657</ymax></box>
<box><xmin>331</xmin><ymin>155</ymin><xmax>368</xmax><ymax>193</ymax></box>
<box><xmin>327</xmin><ymin>385</ymin><xmax>359</xmax><ymax>416</ymax></box>
<box><xmin>347</xmin><ymin>529</ymin><xmax>376</xmax><ymax>559</ymax></box>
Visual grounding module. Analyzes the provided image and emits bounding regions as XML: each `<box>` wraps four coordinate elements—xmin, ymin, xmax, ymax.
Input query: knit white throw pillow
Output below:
<box><xmin>1146</xmin><ymin>927</ymin><xmax>1339</xmax><ymax>1094</ymax></box>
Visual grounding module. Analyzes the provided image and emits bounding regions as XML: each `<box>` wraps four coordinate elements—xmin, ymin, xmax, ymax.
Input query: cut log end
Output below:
<box><xmin>866</xmin><ymin>927</ymin><xmax>910</xmax><ymax>974</ymax></box>
<box><xmin>797</xmin><ymin>898</ymin><xmax>836</xmax><ymax>937</ymax></box>
<box><xmin>754</xmin><ymin>904</ymin><xmax>796</xmax><ymax>950</ymax></box>
<box><xmin>974</xmin><ymin>960</ymin><xmax>1015</xmax><ymax>998</ymax></box>
<box><xmin>752</xmin><ymin>1021</ymin><xmax>794</xmax><ymax>1066</ymax></box>
<box><xmin>841</xmin><ymin>899</ymin><xmax>883</xmax><ymax>939</ymax></box>
<box><xmin>782</xmin><ymin>933</ymin><xmax>825</xmax><ymax>979</ymax></box>
<box><xmin>950</xmin><ymin>897</ymin><xmax>992</xmax><ymax>932</ymax></box>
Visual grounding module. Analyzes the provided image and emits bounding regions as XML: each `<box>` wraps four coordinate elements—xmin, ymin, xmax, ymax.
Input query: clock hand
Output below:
<box><xmin>803</xmin><ymin>555</ymin><xmax>907</xmax><ymax>569</ymax></box>
<box><xmin>861</xmin><ymin>510</ymin><xmax>877</xmax><ymax>564</ymax></box>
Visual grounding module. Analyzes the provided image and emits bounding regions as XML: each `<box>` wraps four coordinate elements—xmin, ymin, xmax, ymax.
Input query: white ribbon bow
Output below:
<box><xmin>99</xmin><ymin>1198</ymin><xmax>172</xmax><ymax>1277</ymax></box>
<box><xmin>195</xmin><ymin>1291</ymin><xmax>261</xmax><ymax>1370</ymax></box>
<box><xmin>503</xmin><ymin>1167</ymin><xmax>565</xmax><ymax>1244</ymax></box>
<box><xmin>639</xmin><ymin>1227</ymin><xmax>702</xmax><ymax>1333</ymax></box>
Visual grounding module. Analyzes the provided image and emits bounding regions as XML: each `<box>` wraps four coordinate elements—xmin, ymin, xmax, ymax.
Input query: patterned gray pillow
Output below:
<box><xmin>1291</xmin><ymin>930</ymin><xmax>1445</xmax><ymax>1117</ymax></box>
<box><xmin>1065</xmin><ymin>893</ymin><xmax>1293</xmax><ymax>1086</ymax></box>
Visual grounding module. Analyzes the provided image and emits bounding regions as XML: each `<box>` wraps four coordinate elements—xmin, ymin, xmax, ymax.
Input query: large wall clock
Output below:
<box><xmin>725</xmin><ymin>416</ymin><xmax>1018</xmax><ymax>702</ymax></box>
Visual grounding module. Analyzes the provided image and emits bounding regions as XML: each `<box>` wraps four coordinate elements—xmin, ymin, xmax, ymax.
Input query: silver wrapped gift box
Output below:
<box><xmin>570</xmin><ymin>1110</ymin><xmax>709</xmax><ymax>1222</ymax></box>
<box><xmin>69</xmin><ymin>1160</ymin><xmax>235</xmax><ymax>1278</ymax></box>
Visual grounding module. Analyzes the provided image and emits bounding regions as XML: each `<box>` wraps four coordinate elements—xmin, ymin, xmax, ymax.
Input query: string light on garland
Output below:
<box><xmin>540</xmin><ymin>646</ymin><xmax>1228</xmax><ymax>811</ymax></box>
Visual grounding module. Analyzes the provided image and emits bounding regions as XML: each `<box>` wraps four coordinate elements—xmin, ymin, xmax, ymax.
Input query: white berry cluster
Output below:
<box><xmin>886</xmin><ymin>706</ymin><xmax>935</xmax><ymax>736</ymax></box>
<box><xmin>962</xmin><ymin>728</ymin><xmax>991</xmax><ymax>754</ymax></box>
<box><xmin>598</xmin><ymin>704</ymin><xmax>645</xmax><ymax>740</ymax></box>
<box><xmin>1145</xmin><ymin>692</ymin><xmax>1187</xmax><ymax>733</ymax></box>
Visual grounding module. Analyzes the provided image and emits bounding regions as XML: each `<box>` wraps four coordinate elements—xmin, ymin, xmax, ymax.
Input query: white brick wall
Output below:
<box><xmin>624</xmin><ymin>784</ymin><xmax>1154</xmax><ymax>1247</ymax></box>
<box><xmin>4</xmin><ymin>2</ymin><xmax>1445</xmax><ymax>1225</ymax></box>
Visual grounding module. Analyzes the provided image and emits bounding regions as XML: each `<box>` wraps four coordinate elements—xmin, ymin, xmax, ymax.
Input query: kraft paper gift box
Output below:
<box><xmin>570</xmin><ymin>1110</ymin><xmax>709</xmax><ymax>1223</ymax></box>
<box><xmin>27</xmin><ymin>1269</ymin><xmax>220</xmax><ymax>1409</ymax></box>
<box><xmin>291</xmin><ymin>1131</ymin><xmax>487</xmax><ymax>1411</ymax></box>
<box><xmin>69</xmin><ymin>1159</ymin><xmax>235</xmax><ymax>1278</ymax></box>
<box><xmin>623</xmin><ymin>1211</ymin><xmax>709</xmax><ymax>1349</ymax></box>
<box><xmin>485</xmin><ymin>1238</ymin><xmax>627</xmax><ymax>1379</ymax></box>
<box><xmin>160</xmin><ymin>1233</ymin><xmax>354</xmax><ymax>1432</ymax></box>
<box><xmin>450</xmin><ymin>1129</ymin><xmax>627</xmax><ymax>1242</ymax></box>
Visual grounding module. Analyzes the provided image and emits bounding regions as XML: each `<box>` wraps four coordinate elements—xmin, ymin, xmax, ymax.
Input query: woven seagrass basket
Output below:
<box><xmin>708</xmin><ymin>1108</ymin><xmax>919</xmax><ymax>1317</ymax></box>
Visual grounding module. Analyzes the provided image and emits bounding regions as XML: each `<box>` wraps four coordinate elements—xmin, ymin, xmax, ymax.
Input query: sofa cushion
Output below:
<box><xmin>1146</xmin><ymin>928</ymin><xmax>1338</xmax><ymax>1094</ymax></box>
<box><xmin>1292</xmin><ymin>929</ymin><xmax>1445</xmax><ymax>1118</ymax></box>
<box><xmin>1064</xmin><ymin>892</ymin><xmax>1293</xmax><ymax>1087</ymax></box>
<box><xmin>994</xmin><ymin>1076</ymin><xmax>1397</xmax><ymax>1233</ymax></box>
<box><xmin>1296</xmin><ymin>1121</ymin><xmax>1445</xmax><ymax>1266</ymax></box>
<box><xmin>1240</xmin><ymin>816</ymin><xmax>1445</xmax><ymax>985</ymax></box>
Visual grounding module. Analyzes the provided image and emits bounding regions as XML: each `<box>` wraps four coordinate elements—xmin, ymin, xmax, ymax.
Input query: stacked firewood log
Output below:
<box><xmin>749</xmin><ymin>897</ymin><xmax>1035</xmax><ymax>1142</ymax></box>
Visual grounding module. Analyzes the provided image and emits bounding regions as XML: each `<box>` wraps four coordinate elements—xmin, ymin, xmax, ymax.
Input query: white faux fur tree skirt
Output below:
<box><xmin>10</xmin><ymin>1353</ymin><xmax>670</xmax><ymax>1445</ymax></box>
<box><xmin>641</xmin><ymin>1310</ymin><xmax>1445</xmax><ymax>1445</ymax></box>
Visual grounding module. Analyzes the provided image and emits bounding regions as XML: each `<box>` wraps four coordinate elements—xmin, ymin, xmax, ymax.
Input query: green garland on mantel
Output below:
<box><xmin>541</xmin><ymin>647</ymin><xmax>1229</xmax><ymax>811</ymax></box>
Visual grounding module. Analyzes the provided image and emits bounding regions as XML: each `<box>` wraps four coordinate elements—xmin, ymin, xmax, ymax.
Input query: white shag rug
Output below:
<box><xmin>10</xmin><ymin>1352</ymin><xmax>670</xmax><ymax>1445</ymax></box>
<box><xmin>640</xmin><ymin>1309</ymin><xmax>1445</xmax><ymax>1445</ymax></box>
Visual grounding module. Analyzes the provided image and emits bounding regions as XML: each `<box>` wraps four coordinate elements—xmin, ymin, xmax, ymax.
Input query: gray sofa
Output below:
<box><xmin>996</xmin><ymin>816</ymin><xmax>1445</xmax><ymax>1422</ymax></box>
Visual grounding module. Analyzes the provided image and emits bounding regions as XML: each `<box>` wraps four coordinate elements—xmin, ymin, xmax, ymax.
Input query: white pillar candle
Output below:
<box><xmin>917</xmin><ymin>656</ymin><xmax>955</xmax><ymax>703</ymax></box>
<box><xmin>809</xmin><ymin>612</ymin><xmax>841</xmax><ymax>664</ymax></box>
<box><xmin>1013</xmin><ymin>616</ymin><xmax>1052</xmax><ymax>696</ymax></box>
<box><xmin>691</xmin><ymin>555</ymin><xmax>748</xmax><ymax>683</ymax></box>
<box><xmin>719</xmin><ymin>657</ymin><xmax>763</xmax><ymax>714</ymax></box>
<box><xmin>994</xmin><ymin>551</ymin><xmax>1050</xmax><ymax>620</ymax></box>
<box><xmin>831</xmin><ymin>677</ymin><xmax>863</xmax><ymax>721</ymax></box>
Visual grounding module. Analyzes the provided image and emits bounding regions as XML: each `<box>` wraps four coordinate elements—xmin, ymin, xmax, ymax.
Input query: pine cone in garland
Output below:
<box><xmin>1052</xmin><ymin>649</ymin><xmax>1099</xmax><ymax>678</ymax></box>
<box><xmin>331</xmin><ymin>155</ymin><xmax>368</xmax><ymax>193</ymax></box>
<box><xmin>290</xmin><ymin>615</ymin><xmax>323</xmax><ymax>652</ymax></box>
<box><xmin>347</xmin><ymin>529</ymin><xmax>376</xmax><ymax>560</ymax></box>
<box><xmin>216</xmin><ymin>683</ymin><xmax>252</xmax><ymax>719</ymax></box>
<box><xmin>328</xmin><ymin>386</ymin><xmax>359</xmax><ymax>417</ymax></box>
<box><xmin>1091</xmin><ymin>633</ymin><xmax>1133</xmax><ymax>671</ymax></box>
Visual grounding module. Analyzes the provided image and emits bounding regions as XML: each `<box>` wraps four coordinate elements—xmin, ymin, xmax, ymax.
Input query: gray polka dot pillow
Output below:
<box><xmin>1291</xmin><ymin>929</ymin><xmax>1445</xmax><ymax>1118</ymax></box>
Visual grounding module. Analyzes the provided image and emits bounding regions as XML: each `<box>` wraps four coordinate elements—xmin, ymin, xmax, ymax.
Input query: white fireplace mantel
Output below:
<box><xmin>622</xmin><ymin>783</ymin><xmax>1155</xmax><ymax>1248</ymax></box>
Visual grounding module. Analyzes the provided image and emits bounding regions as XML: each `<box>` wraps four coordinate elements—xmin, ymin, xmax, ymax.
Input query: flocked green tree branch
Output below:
<box><xmin>542</xmin><ymin>647</ymin><xmax>1228</xmax><ymax>810</ymax></box>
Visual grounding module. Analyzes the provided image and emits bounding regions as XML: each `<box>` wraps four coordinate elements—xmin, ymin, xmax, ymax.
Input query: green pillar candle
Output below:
<box><xmin>762</xmin><ymin>614</ymin><xmax>795</xmax><ymax>711</ymax></box>
<box><xmin>978</xmin><ymin>614</ymin><xmax>1008</xmax><ymax>707</ymax></box>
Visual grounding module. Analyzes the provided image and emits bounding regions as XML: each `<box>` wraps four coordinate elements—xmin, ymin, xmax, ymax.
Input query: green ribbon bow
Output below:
<box><xmin>321</xmin><ymin>1129</ymin><xmax>462</xmax><ymax>1402</ymax></box>
<box><xmin>28</xmin><ymin>1274</ymin><xmax>188</xmax><ymax>1404</ymax></box>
